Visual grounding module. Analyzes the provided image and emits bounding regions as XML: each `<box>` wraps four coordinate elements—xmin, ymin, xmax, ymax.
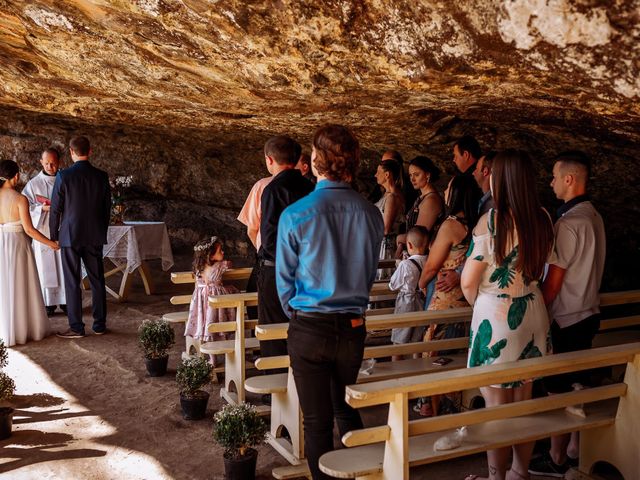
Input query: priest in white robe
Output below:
<box><xmin>22</xmin><ymin>148</ymin><xmax>66</xmax><ymax>315</ymax></box>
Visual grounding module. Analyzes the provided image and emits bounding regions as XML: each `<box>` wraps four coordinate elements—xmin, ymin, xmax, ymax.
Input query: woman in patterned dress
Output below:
<box><xmin>461</xmin><ymin>150</ymin><xmax>554</xmax><ymax>480</ymax></box>
<box><xmin>416</xmin><ymin>173</ymin><xmax>479</xmax><ymax>416</ymax></box>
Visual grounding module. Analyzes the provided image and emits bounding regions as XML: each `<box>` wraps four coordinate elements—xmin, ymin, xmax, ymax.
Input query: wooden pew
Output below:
<box><xmin>318</xmin><ymin>342</ymin><xmax>640</xmax><ymax>480</ymax></box>
<box><xmin>254</xmin><ymin>290</ymin><xmax>640</xmax><ymax>478</ymax></box>
<box><xmin>202</xmin><ymin>283</ymin><xmax>397</xmax><ymax>411</ymax></box>
<box><xmin>163</xmin><ymin>262</ymin><xmax>397</xmax><ymax>357</ymax></box>
<box><xmin>168</xmin><ymin>260</ymin><xmax>397</xmax><ymax>286</ymax></box>
<box><xmin>249</xmin><ymin>308</ymin><xmax>472</xmax><ymax>470</ymax></box>
<box><xmin>162</xmin><ymin>267</ymin><xmax>255</xmax><ymax>361</ymax></box>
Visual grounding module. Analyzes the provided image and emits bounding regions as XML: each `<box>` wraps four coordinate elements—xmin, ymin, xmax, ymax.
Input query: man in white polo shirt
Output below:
<box><xmin>529</xmin><ymin>151</ymin><xmax>606</xmax><ymax>477</ymax></box>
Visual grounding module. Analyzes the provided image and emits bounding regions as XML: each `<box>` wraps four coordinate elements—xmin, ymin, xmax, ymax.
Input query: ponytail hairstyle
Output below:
<box><xmin>380</xmin><ymin>159</ymin><xmax>403</xmax><ymax>190</ymax></box>
<box><xmin>491</xmin><ymin>150</ymin><xmax>554</xmax><ymax>283</ymax></box>
<box><xmin>0</xmin><ymin>160</ymin><xmax>19</xmax><ymax>187</ymax></box>
<box><xmin>192</xmin><ymin>236</ymin><xmax>222</xmax><ymax>278</ymax></box>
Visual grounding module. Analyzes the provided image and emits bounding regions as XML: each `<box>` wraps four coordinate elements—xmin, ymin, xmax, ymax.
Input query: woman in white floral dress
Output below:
<box><xmin>461</xmin><ymin>150</ymin><xmax>554</xmax><ymax>480</ymax></box>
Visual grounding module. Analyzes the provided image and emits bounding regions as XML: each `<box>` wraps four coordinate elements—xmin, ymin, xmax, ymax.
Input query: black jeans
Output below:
<box><xmin>544</xmin><ymin>314</ymin><xmax>601</xmax><ymax>393</ymax></box>
<box><xmin>288</xmin><ymin>312</ymin><xmax>366</xmax><ymax>480</ymax></box>
<box><xmin>257</xmin><ymin>265</ymin><xmax>289</xmax><ymax>362</ymax></box>
<box><xmin>245</xmin><ymin>255</ymin><xmax>260</xmax><ymax>319</ymax></box>
<box><xmin>61</xmin><ymin>245</ymin><xmax>107</xmax><ymax>334</ymax></box>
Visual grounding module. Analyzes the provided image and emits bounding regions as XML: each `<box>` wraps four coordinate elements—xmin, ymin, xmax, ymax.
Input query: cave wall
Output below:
<box><xmin>0</xmin><ymin>104</ymin><xmax>637</xmax><ymax>290</ymax></box>
<box><xmin>0</xmin><ymin>1</ymin><xmax>638</xmax><ymax>289</ymax></box>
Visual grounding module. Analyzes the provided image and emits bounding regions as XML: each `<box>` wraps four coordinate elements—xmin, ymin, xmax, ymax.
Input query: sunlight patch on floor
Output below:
<box><xmin>3</xmin><ymin>349</ymin><xmax>172</xmax><ymax>479</ymax></box>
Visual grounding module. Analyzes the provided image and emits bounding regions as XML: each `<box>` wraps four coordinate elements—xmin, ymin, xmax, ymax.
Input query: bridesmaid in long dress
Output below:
<box><xmin>0</xmin><ymin>160</ymin><xmax>58</xmax><ymax>346</ymax></box>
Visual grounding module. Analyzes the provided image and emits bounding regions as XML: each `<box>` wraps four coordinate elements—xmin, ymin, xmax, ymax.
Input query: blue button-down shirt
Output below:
<box><xmin>276</xmin><ymin>180</ymin><xmax>384</xmax><ymax>317</ymax></box>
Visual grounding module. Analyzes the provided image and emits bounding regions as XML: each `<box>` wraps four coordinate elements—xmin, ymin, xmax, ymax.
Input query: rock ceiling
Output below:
<box><xmin>1</xmin><ymin>0</ymin><xmax>639</xmax><ymax>147</ymax></box>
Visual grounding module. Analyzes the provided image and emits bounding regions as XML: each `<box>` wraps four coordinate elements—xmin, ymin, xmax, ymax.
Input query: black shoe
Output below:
<box><xmin>528</xmin><ymin>453</ymin><xmax>570</xmax><ymax>477</ymax></box>
<box><xmin>92</xmin><ymin>328</ymin><xmax>108</xmax><ymax>336</ymax></box>
<box><xmin>46</xmin><ymin>306</ymin><xmax>56</xmax><ymax>316</ymax></box>
<box><xmin>56</xmin><ymin>329</ymin><xmax>85</xmax><ymax>339</ymax></box>
<box><xmin>60</xmin><ymin>304</ymin><xmax>68</xmax><ymax>314</ymax></box>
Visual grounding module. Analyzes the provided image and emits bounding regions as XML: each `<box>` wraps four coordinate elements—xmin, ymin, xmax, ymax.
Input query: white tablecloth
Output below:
<box><xmin>104</xmin><ymin>221</ymin><xmax>174</xmax><ymax>273</ymax></box>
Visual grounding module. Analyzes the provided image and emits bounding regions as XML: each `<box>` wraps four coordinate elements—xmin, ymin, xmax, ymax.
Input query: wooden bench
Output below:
<box><xmin>318</xmin><ymin>342</ymin><xmax>640</xmax><ymax>480</ymax></box>
<box><xmin>203</xmin><ymin>284</ymin><xmax>398</xmax><ymax>411</ymax></box>
<box><xmin>162</xmin><ymin>267</ymin><xmax>255</xmax><ymax>361</ymax></box>
<box><xmin>168</xmin><ymin>260</ymin><xmax>397</xmax><ymax>286</ymax></box>
<box><xmin>255</xmin><ymin>290</ymin><xmax>640</xmax><ymax>477</ymax></box>
<box><xmin>249</xmin><ymin>308</ymin><xmax>471</xmax><ymax>470</ymax></box>
<box><xmin>163</xmin><ymin>264</ymin><xmax>397</xmax><ymax>359</ymax></box>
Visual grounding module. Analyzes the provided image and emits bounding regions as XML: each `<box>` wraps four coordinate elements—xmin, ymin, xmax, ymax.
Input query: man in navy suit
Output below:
<box><xmin>50</xmin><ymin>136</ymin><xmax>111</xmax><ymax>338</ymax></box>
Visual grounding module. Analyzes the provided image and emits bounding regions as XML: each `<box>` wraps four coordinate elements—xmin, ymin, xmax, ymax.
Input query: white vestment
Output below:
<box><xmin>22</xmin><ymin>171</ymin><xmax>66</xmax><ymax>306</ymax></box>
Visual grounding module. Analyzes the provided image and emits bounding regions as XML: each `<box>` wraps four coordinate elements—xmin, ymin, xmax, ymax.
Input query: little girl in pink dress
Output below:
<box><xmin>185</xmin><ymin>237</ymin><xmax>239</xmax><ymax>357</ymax></box>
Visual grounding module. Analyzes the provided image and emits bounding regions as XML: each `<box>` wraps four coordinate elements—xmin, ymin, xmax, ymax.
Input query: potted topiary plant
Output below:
<box><xmin>213</xmin><ymin>403</ymin><xmax>268</xmax><ymax>480</ymax></box>
<box><xmin>176</xmin><ymin>355</ymin><xmax>213</xmax><ymax>420</ymax></box>
<box><xmin>138</xmin><ymin>319</ymin><xmax>175</xmax><ymax>377</ymax></box>
<box><xmin>0</xmin><ymin>340</ymin><xmax>16</xmax><ymax>440</ymax></box>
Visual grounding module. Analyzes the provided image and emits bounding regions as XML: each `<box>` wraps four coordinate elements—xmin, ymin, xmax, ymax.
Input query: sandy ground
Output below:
<box><xmin>1</xmin><ymin>258</ymin><xmax>559</xmax><ymax>480</ymax></box>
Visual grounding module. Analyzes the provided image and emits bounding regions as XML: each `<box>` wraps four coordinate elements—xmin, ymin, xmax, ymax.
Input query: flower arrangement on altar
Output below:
<box><xmin>110</xmin><ymin>175</ymin><xmax>134</xmax><ymax>224</ymax></box>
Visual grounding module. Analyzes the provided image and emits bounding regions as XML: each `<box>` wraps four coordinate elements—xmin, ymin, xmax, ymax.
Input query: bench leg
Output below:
<box><xmin>580</xmin><ymin>353</ymin><xmax>640</xmax><ymax>480</ymax></box>
<box><xmin>185</xmin><ymin>336</ymin><xmax>201</xmax><ymax>357</ymax></box>
<box><xmin>381</xmin><ymin>392</ymin><xmax>409</xmax><ymax>480</ymax></box>
<box><xmin>267</xmin><ymin>368</ymin><xmax>305</xmax><ymax>465</ymax></box>
<box><xmin>221</xmin><ymin>301</ymin><xmax>247</xmax><ymax>405</ymax></box>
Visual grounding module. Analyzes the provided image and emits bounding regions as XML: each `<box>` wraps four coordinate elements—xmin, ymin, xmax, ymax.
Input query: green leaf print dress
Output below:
<box><xmin>466</xmin><ymin>209</ymin><xmax>551</xmax><ymax>388</ymax></box>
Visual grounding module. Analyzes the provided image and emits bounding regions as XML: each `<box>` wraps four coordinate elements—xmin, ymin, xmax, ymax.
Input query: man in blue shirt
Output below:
<box><xmin>276</xmin><ymin>124</ymin><xmax>384</xmax><ymax>480</ymax></box>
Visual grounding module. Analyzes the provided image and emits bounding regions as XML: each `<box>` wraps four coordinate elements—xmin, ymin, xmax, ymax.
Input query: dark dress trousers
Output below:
<box><xmin>49</xmin><ymin>160</ymin><xmax>111</xmax><ymax>334</ymax></box>
<box><xmin>257</xmin><ymin>169</ymin><xmax>314</xmax><ymax>362</ymax></box>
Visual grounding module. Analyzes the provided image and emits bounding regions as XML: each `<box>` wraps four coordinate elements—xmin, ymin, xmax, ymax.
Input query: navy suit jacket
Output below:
<box><xmin>49</xmin><ymin>160</ymin><xmax>111</xmax><ymax>247</ymax></box>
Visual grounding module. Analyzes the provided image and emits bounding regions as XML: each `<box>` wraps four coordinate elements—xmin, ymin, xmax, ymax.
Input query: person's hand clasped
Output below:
<box><xmin>435</xmin><ymin>269</ymin><xmax>460</xmax><ymax>293</ymax></box>
<box><xmin>49</xmin><ymin>240</ymin><xmax>60</xmax><ymax>251</ymax></box>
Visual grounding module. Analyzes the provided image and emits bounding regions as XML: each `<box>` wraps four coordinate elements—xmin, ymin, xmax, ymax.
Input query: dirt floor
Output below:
<box><xmin>1</xmin><ymin>258</ymin><xmax>562</xmax><ymax>480</ymax></box>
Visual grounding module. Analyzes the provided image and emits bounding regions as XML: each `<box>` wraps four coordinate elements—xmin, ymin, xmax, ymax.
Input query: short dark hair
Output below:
<box><xmin>554</xmin><ymin>150</ymin><xmax>591</xmax><ymax>179</ymax></box>
<box><xmin>482</xmin><ymin>150</ymin><xmax>497</xmax><ymax>170</ymax></box>
<box><xmin>264</xmin><ymin>135</ymin><xmax>301</xmax><ymax>166</ymax></box>
<box><xmin>69</xmin><ymin>136</ymin><xmax>91</xmax><ymax>156</ymax></box>
<box><xmin>0</xmin><ymin>160</ymin><xmax>19</xmax><ymax>186</ymax></box>
<box><xmin>298</xmin><ymin>153</ymin><xmax>311</xmax><ymax>167</ymax></box>
<box><xmin>43</xmin><ymin>147</ymin><xmax>60</xmax><ymax>160</ymax></box>
<box><xmin>312</xmin><ymin>124</ymin><xmax>360</xmax><ymax>182</ymax></box>
<box><xmin>407</xmin><ymin>225</ymin><xmax>430</xmax><ymax>250</ymax></box>
<box><xmin>409</xmin><ymin>156</ymin><xmax>441</xmax><ymax>183</ymax></box>
<box><xmin>455</xmin><ymin>135</ymin><xmax>482</xmax><ymax>160</ymax></box>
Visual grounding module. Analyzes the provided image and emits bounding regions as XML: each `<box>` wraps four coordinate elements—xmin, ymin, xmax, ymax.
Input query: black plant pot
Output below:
<box><xmin>179</xmin><ymin>391</ymin><xmax>210</xmax><ymax>420</ymax></box>
<box><xmin>145</xmin><ymin>355</ymin><xmax>169</xmax><ymax>377</ymax></box>
<box><xmin>0</xmin><ymin>407</ymin><xmax>13</xmax><ymax>440</ymax></box>
<box><xmin>224</xmin><ymin>448</ymin><xmax>258</xmax><ymax>480</ymax></box>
